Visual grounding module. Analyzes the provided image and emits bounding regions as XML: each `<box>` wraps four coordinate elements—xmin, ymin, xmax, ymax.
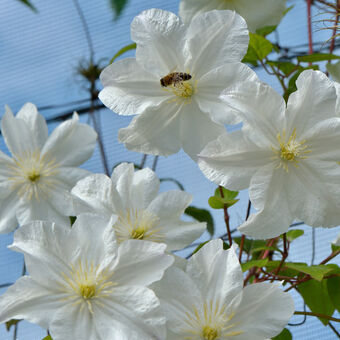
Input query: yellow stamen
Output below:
<box><xmin>202</xmin><ymin>326</ymin><xmax>219</xmax><ymax>340</ymax></box>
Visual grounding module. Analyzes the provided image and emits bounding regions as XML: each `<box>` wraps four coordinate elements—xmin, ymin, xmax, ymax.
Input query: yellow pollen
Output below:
<box><xmin>28</xmin><ymin>172</ymin><xmax>40</xmax><ymax>182</ymax></box>
<box><xmin>272</xmin><ymin>128</ymin><xmax>311</xmax><ymax>172</ymax></box>
<box><xmin>171</xmin><ymin>82</ymin><xmax>194</xmax><ymax>98</ymax></box>
<box><xmin>202</xmin><ymin>326</ymin><xmax>219</xmax><ymax>340</ymax></box>
<box><xmin>130</xmin><ymin>226</ymin><xmax>146</xmax><ymax>240</ymax></box>
<box><xmin>114</xmin><ymin>209</ymin><xmax>163</xmax><ymax>243</ymax></box>
<box><xmin>80</xmin><ymin>284</ymin><xmax>96</xmax><ymax>299</ymax></box>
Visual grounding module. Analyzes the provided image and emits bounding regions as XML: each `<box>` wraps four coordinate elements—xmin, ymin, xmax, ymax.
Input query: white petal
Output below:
<box><xmin>131</xmin><ymin>9</ymin><xmax>186</xmax><ymax>76</ymax></box>
<box><xmin>287</xmin><ymin>160</ymin><xmax>340</xmax><ymax>228</ymax></box>
<box><xmin>16</xmin><ymin>102</ymin><xmax>48</xmax><ymax>148</ymax></box>
<box><xmin>239</xmin><ymin>165</ymin><xmax>294</xmax><ymax>239</ymax></box>
<box><xmin>198</xmin><ymin>131</ymin><xmax>273</xmax><ymax>191</ymax></box>
<box><xmin>300</xmin><ymin>117</ymin><xmax>340</xmax><ymax>161</ymax></box>
<box><xmin>94</xmin><ymin>286</ymin><xmax>166</xmax><ymax>340</ymax></box>
<box><xmin>118</xmin><ymin>102</ymin><xmax>182</xmax><ymax>156</ymax></box>
<box><xmin>148</xmin><ymin>190</ymin><xmax>192</xmax><ymax>220</ymax></box>
<box><xmin>71</xmin><ymin>174</ymin><xmax>118</xmax><ymax>216</ymax></box>
<box><xmin>196</xmin><ymin>63</ymin><xmax>258</xmax><ymax>125</ymax></box>
<box><xmin>50</xmin><ymin>303</ymin><xmax>99</xmax><ymax>340</ymax></box>
<box><xmin>153</xmin><ymin>267</ymin><xmax>204</xmax><ymax>335</ymax></box>
<box><xmin>130</xmin><ymin>167</ymin><xmax>160</xmax><ymax>210</ymax></box>
<box><xmin>186</xmin><ymin>240</ymin><xmax>243</xmax><ymax>307</ymax></box>
<box><xmin>185</xmin><ymin>10</ymin><xmax>249</xmax><ymax>77</ymax></box>
<box><xmin>66</xmin><ymin>214</ymin><xmax>116</xmax><ymax>271</ymax></box>
<box><xmin>180</xmin><ymin>100</ymin><xmax>226</xmax><ymax>160</ymax></box>
<box><xmin>112</xmin><ymin>240</ymin><xmax>174</xmax><ymax>286</ymax></box>
<box><xmin>162</xmin><ymin>220</ymin><xmax>206</xmax><ymax>251</ymax></box>
<box><xmin>10</xmin><ymin>221</ymin><xmax>72</xmax><ymax>286</ymax></box>
<box><xmin>286</xmin><ymin>70</ymin><xmax>337</xmax><ymax>135</ymax></box>
<box><xmin>111</xmin><ymin>162</ymin><xmax>134</xmax><ymax>211</ymax></box>
<box><xmin>220</xmin><ymin>80</ymin><xmax>286</xmax><ymax>147</ymax></box>
<box><xmin>0</xmin><ymin>276</ymin><xmax>63</xmax><ymax>330</ymax></box>
<box><xmin>1</xmin><ymin>106</ymin><xmax>36</xmax><ymax>155</ymax></box>
<box><xmin>16</xmin><ymin>196</ymin><xmax>70</xmax><ymax>227</ymax></box>
<box><xmin>234</xmin><ymin>0</ymin><xmax>287</xmax><ymax>32</ymax></box>
<box><xmin>41</xmin><ymin>112</ymin><xmax>97</xmax><ymax>167</ymax></box>
<box><xmin>179</xmin><ymin>0</ymin><xmax>225</xmax><ymax>24</ymax></box>
<box><xmin>99</xmin><ymin>58</ymin><xmax>170</xmax><ymax>116</ymax></box>
<box><xmin>230</xmin><ymin>283</ymin><xmax>294</xmax><ymax>339</ymax></box>
<box><xmin>0</xmin><ymin>191</ymin><xmax>20</xmax><ymax>233</ymax></box>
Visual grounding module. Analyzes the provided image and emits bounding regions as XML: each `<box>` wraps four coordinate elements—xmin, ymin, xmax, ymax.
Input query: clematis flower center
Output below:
<box><xmin>7</xmin><ymin>149</ymin><xmax>60</xmax><ymax>201</ymax></box>
<box><xmin>182</xmin><ymin>301</ymin><xmax>243</xmax><ymax>339</ymax></box>
<box><xmin>202</xmin><ymin>326</ymin><xmax>219</xmax><ymax>340</ymax></box>
<box><xmin>114</xmin><ymin>208</ymin><xmax>163</xmax><ymax>243</ymax></box>
<box><xmin>160</xmin><ymin>71</ymin><xmax>196</xmax><ymax>103</ymax></box>
<box><xmin>60</xmin><ymin>260</ymin><xmax>116</xmax><ymax>314</ymax></box>
<box><xmin>80</xmin><ymin>284</ymin><xmax>96</xmax><ymax>299</ymax></box>
<box><xmin>272</xmin><ymin>129</ymin><xmax>311</xmax><ymax>172</ymax></box>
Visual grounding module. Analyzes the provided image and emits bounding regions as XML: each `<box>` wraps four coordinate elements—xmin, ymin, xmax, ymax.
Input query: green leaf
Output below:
<box><xmin>110</xmin><ymin>43</ymin><xmax>136</xmax><ymax>64</ymax></box>
<box><xmin>246</xmin><ymin>33</ymin><xmax>273</xmax><ymax>61</ymax></box>
<box><xmin>298</xmin><ymin>279</ymin><xmax>335</xmax><ymax>325</ymax></box>
<box><xmin>6</xmin><ymin>319</ymin><xmax>20</xmax><ymax>332</ymax></box>
<box><xmin>265</xmin><ymin>261</ymin><xmax>300</xmax><ymax>278</ymax></box>
<box><xmin>110</xmin><ymin>0</ymin><xmax>129</xmax><ymax>19</ymax></box>
<box><xmin>241</xmin><ymin>258</ymin><xmax>269</xmax><ymax>272</ymax></box>
<box><xmin>69</xmin><ymin>216</ymin><xmax>76</xmax><ymax>226</ymax></box>
<box><xmin>297</xmin><ymin>53</ymin><xmax>340</xmax><ymax>63</ymax></box>
<box><xmin>251</xmin><ymin>245</ymin><xmax>281</xmax><ymax>255</ymax></box>
<box><xmin>208</xmin><ymin>187</ymin><xmax>239</xmax><ymax>209</ymax></box>
<box><xmin>327</xmin><ymin>276</ymin><xmax>340</xmax><ymax>312</ymax></box>
<box><xmin>42</xmin><ymin>336</ymin><xmax>53</xmax><ymax>340</ymax></box>
<box><xmin>185</xmin><ymin>206</ymin><xmax>214</xmax><ymax>236</ymax></box>
<box><xmin>285</xmin><ymin>229</ymin><xmax>304</xmax><ymax>242</ymax></box>
<box><xmin>267</xmin><ymin>60</ymin><xmax>300</xmax><ymax>76</ymax></box>
<box><xmin>16</xmin><ymin>0</ymin><xmax>37</xmax><ymax>12</ymax></box>
<box><xmin>272</xmin><ymin>328</ymin><xmax>292</xmax><ymax>340</ymax></box>
<box><xmin>159</xmin><ymin>177</ymin><xmax>185</xmax><ymax>191</ymax></box>
<box><xmin>285</xmin><ymin>263</ymin><xmax>333</xmax><ymax>281</ymax></box>
<box><xmin>255</xmin><ymin>25</ymin><xmax>277</xmax><ymax>37</ymax></box>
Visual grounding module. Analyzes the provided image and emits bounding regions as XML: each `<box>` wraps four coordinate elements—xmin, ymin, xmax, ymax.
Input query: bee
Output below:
<box><xmin>160</xmin><ymin>72</ymin><xmax>192</xmax><ymax>87</ymax></box>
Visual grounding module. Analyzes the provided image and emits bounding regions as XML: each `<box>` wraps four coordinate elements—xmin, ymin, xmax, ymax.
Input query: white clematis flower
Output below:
<box><xmin>179</xmin><ymin>0</ymin><xmax>287</xmax><ymax>32</ymax></box>
<box><xmin>153</xmin><ymin>239</ymin><xmax>294</xmax><ymax>340</ymax></box>
<box><xmin>99</xmin><ymin>9</ymin><xmax>257</xmax><ymax>160</ymax></box>
<box><xmin>72</xmin><ymin>162</ymin><xmax>206</xmax><ymax>251</ymax></box>
<box><xmin>199</xmin><ymin>70</ymin><xmax>340</xmax><ymax>239</ymax></box>
<box><xmin>0</xmin><ymin>214</ymin><xmax>174</xmax><ymax>340</ymax></box>
<box><xmin>0</xmin><ymin>103</ymin><xmax>97</xmax><ymax>233</ymax></box>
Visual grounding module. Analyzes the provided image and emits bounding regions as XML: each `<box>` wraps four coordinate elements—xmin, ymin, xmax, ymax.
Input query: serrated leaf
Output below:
<box><xmin>327</xmin><ymin>276</ymin><xmax>340</xmax><ymax>312</ymax></box>
<box><xmin>272</xmin><ymin>328</ymin><xmax>292</xmax><ymax>340</ymax></box>
<box><xmin>298</xmin><ymin>280</ymin><xmax>335</xmax><ymax>325</ymax></box>
<box><xmin>16</xmin><ymin>0</ymin><xmax>37</xmax><ymax>12</ymax></box>
<box><xmin>241</xmin><ymin>258</ymin><xmax>269</xmax><ymax>272</ymax></box>
<box><xmin>297</xmin><ymin>53</ymin><xmax>340</xmax><ymax>63</ymax></box>
<box><xmin>110</xmin><ymin>43</ymin><xmax>136</xmax><ymax>64</ymax></box>
<box><xmin>185</xmin><ymin>206</ymin><xmax>214</xmax><ymax>236</ymax></box>
<box><xmin>285</xmin><ymin>229</ymin><xmax>304</xmax><ymax>242</ymax></box>
<box><xmin>110</xmin><ymin>0</ymin><xmax>129</xmax><ymax>19</ymax></box>
<box><xmin>6</xmin><ymin>319</ymin><xmax>20</xmax><ymax>332</ymax></box>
